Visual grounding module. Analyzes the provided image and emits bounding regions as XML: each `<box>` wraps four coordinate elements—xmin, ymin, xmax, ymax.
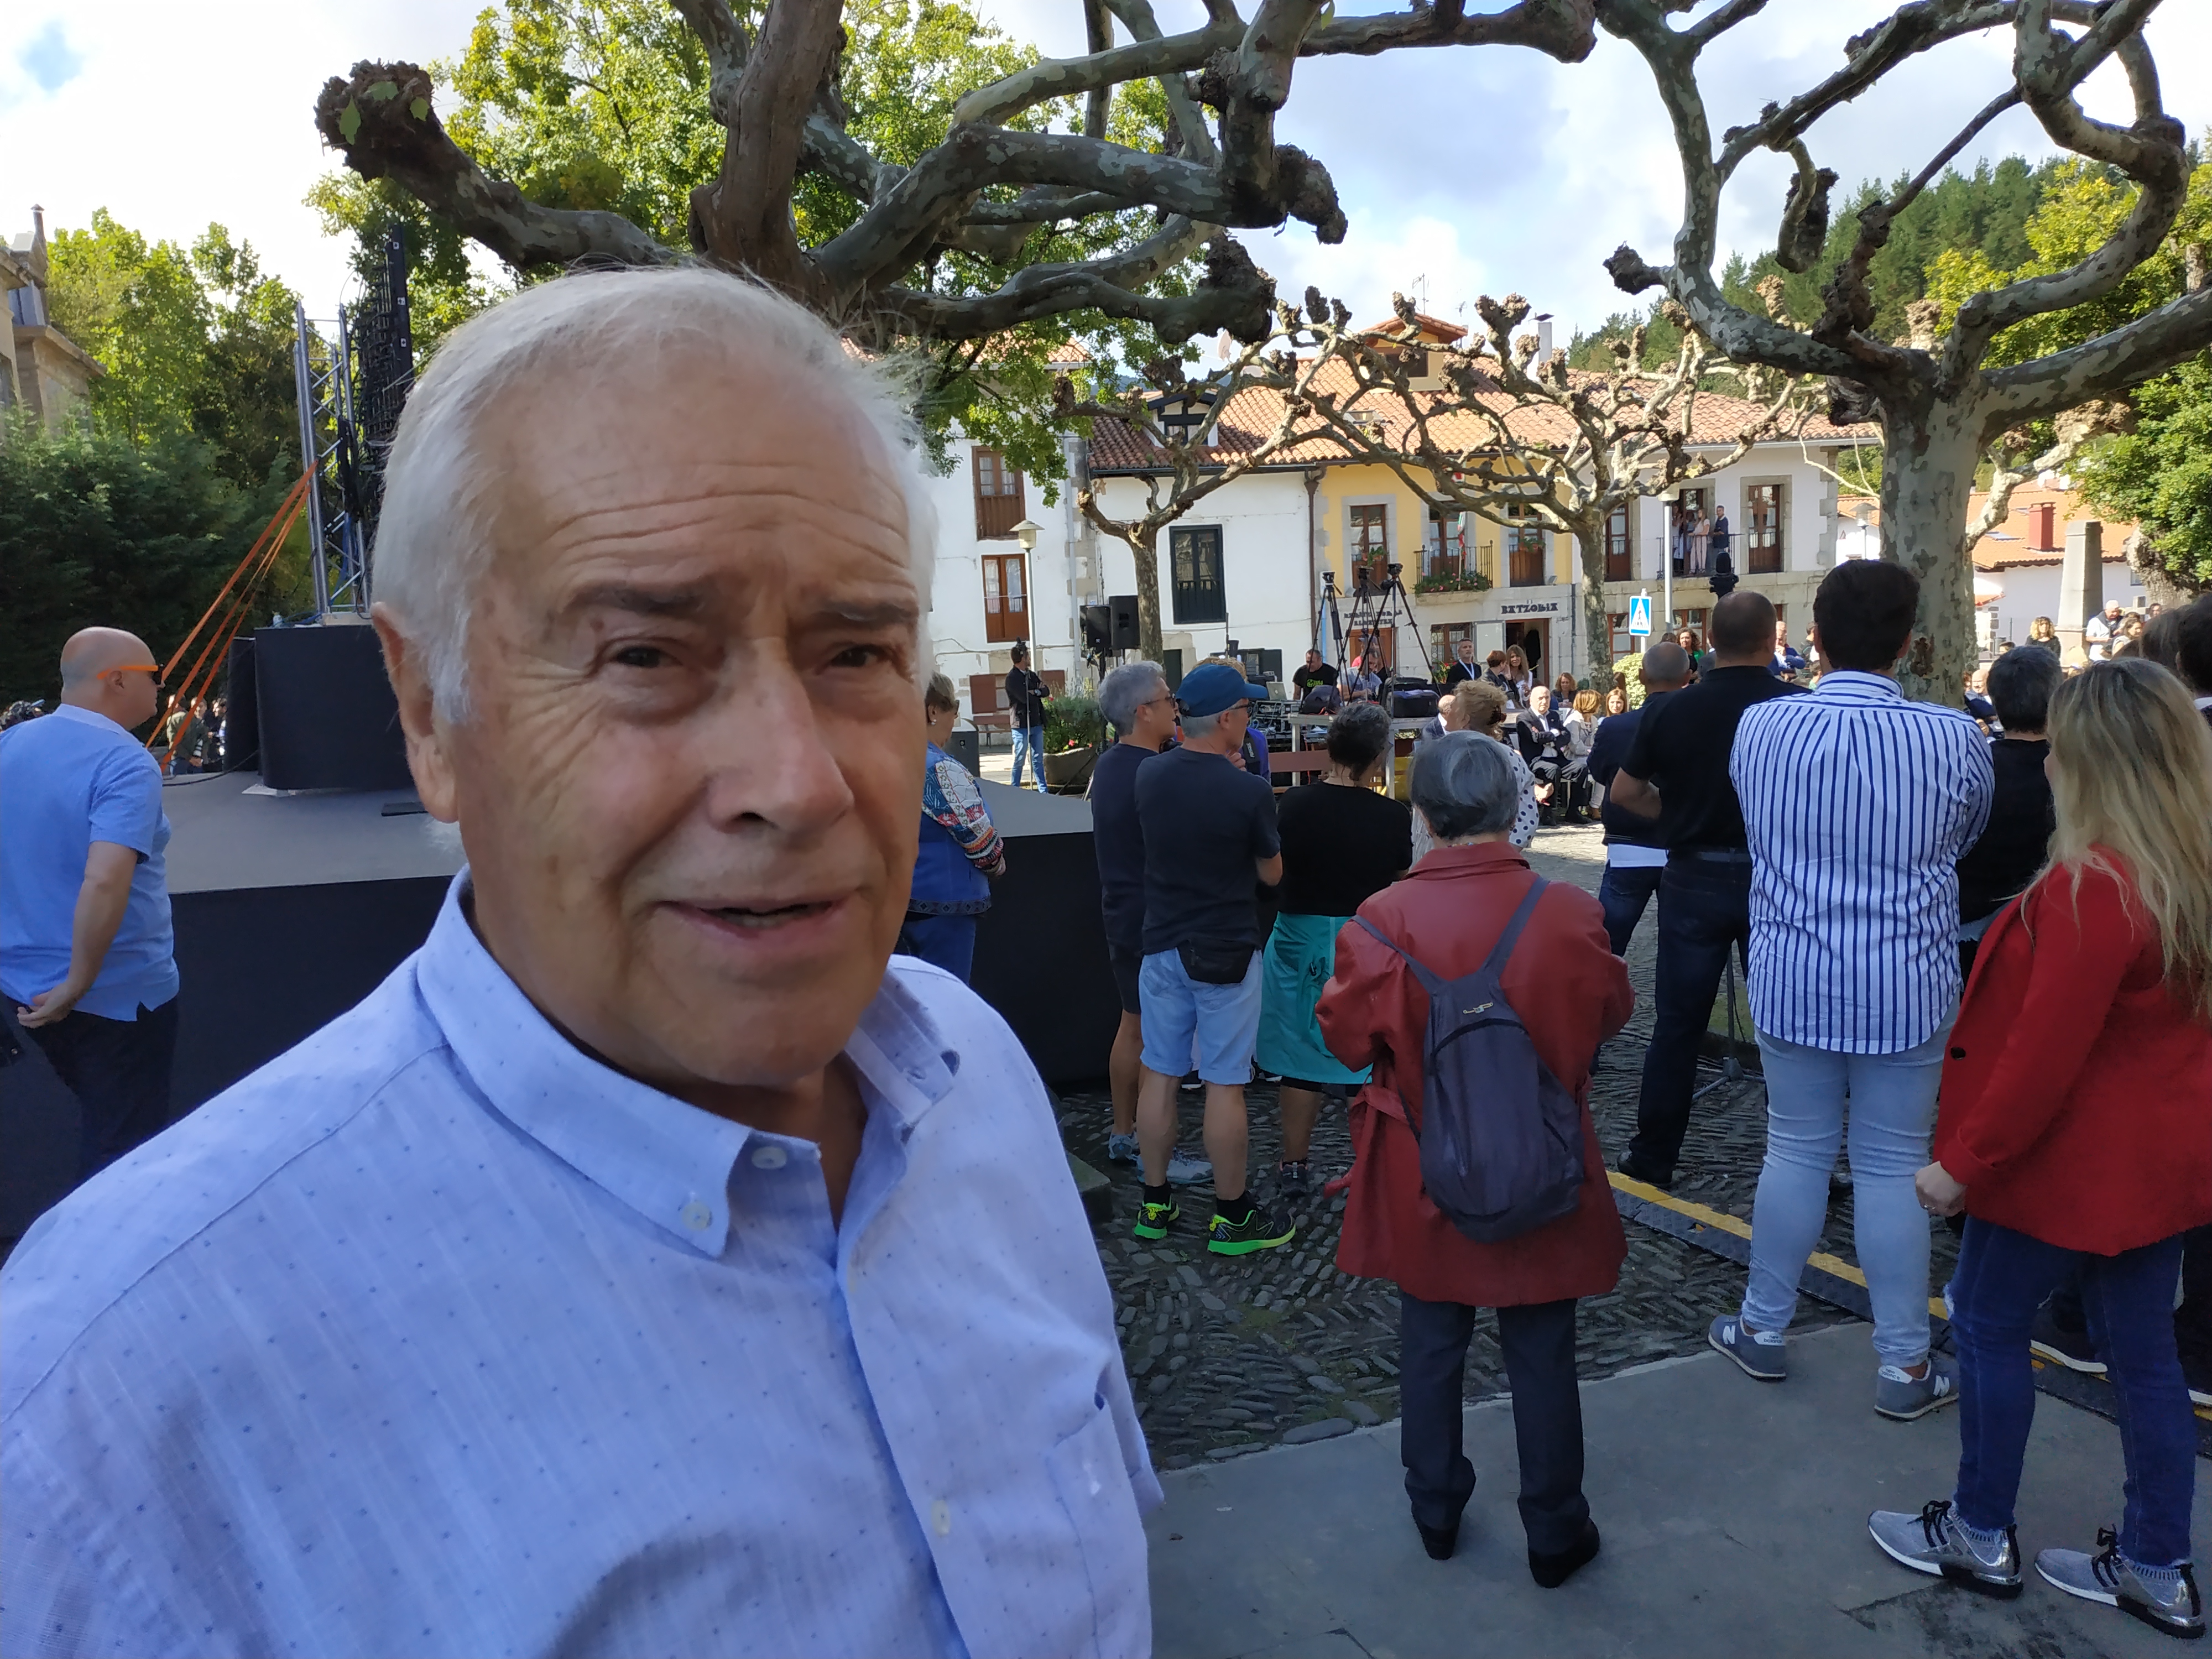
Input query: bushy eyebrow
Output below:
<box><xmin>561</xmin><ymin>583</ymin><xmax>713</xmax><ymax>620</ymax></box>
<box><xmin>816</xmin><ymin>597</ymin><xmax>922</xmax><ymax>631</ymax></box>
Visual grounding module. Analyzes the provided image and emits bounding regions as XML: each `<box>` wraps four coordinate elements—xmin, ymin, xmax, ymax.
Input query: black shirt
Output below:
<box><xmin>1292</xmin><ymin>662</ymin><xmax>1339</xmax><ymax>693</ymax></box>
<box><xmin>1621</xmin><ymin>665</ymin><xmax>1803</xmax><ymax>853</ymax></box>
<box><xmin>1587</xmin><ymin>705</ymin><xmax>1663</xmax><ymax>848</ymax></box>
<box><xmin>1443</xmin><ymin>658</ymin><xmax>1482</xmax><ymax>686</ymax></box>
<box><xmin>1135</xmin><ymin>746</ymin><xmax>1280</xmax><ymax>954</ymax></box>
<box><xmin>1004</xmin><ymin>667</ymin><xmax>1049</xmax><ymax>729</ymax></box>
<box><xmin>1274</xmin><ymin>782</ymin><xmax>1412</xmax><ymax>917</ymax></box>
<box><xmin>1956</xmin><ymin>737</ymin><xmax>2055</xmax><ymax>923</ymax></box>
<box><xmin>1089</xmin><ymin>739</ymin><xmax>1157</xmax><ymax>953</ymax></box>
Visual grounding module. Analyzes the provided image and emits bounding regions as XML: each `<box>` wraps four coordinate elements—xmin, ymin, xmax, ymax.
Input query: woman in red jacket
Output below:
<box><xmin>1318</xmin><ymin>732</ymin><xmax>1634</xmax><ymax>1588</ymax></box>
<box><xmin>1869</xmin><ymin>659</ymin><xmax>2212</xmax><ymax>1637</ymax></box>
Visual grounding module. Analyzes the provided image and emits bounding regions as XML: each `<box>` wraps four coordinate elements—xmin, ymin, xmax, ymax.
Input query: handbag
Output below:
<box><xmin>1178</xmin><ymin>938</ymin><xmax>1253</xmax><ymax>985</ymax></box>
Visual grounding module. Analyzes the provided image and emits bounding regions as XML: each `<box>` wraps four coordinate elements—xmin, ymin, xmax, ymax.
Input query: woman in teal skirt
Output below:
<box><xmin>1258</xmin><ymin>702</ymin><xmax>1412</xmax><ymax>1197</ymax></box>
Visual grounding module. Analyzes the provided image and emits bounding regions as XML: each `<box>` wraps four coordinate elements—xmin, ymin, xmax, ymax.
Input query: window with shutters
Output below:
<box><xmin>1505</xmin><ymin>503</ymin><xmax>1548</xmax><ymax>587</ymax></box>
<box><xmin>1605</xmin><ymin>505</ymin><xmax>1632</xmax><ymax>581</ymax></box>
<box><xmin>981</xmin><ymin>554</ymin><xmax>1029</xmax><ymax>643</ymax></box>
<box><xmin>1170</xmin><ymin>525</ymin><xmax>1227</xmax><ymax>624</ymax></box>
<box><xmin>1349</xmin><ymin>502</ymin><xmax>1389</xmax><ymax>589</ymax></box>
<box><xmin>972</xmin><ymin>447</ymin><xmax>1026</xmax><ymax>539</ymax></box>
<box><xmin>1746</xmin><ymin>482</ymin><xmax>1784</xmax><ymax>573</ymax></box>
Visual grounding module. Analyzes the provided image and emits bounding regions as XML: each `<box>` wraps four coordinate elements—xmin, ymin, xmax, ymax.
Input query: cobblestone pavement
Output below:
<box><xmin>1056</xmin><ymin>820</ymin><xmax>1953</xmax><ymax>1471</ymax></box>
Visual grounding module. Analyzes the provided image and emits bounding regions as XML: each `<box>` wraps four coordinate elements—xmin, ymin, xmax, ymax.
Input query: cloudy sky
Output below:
<box><xmin>3</xmin><ymin>1</ymin><xmax>2206</xmax><ymax>334</ymax></box>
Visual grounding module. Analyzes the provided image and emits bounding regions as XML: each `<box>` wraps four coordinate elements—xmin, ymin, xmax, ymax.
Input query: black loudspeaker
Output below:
<box><xmin>253</xmin><ymin>624</ymin><xmax>413</xmax><ymax>792</ymax></box>
<box><xmin>1161</xmin><ymin>648</ymin><xmax>1185</xmax><ymax>692</ymax></box>
<box><xmin>1107</xmin><ymin>594</ymin><xmax>1141</xmax><ymax>651</ymax></box>
<box><xmin>1390</xmin><ymin>687</ymin><xmax>1439</xmax><ymax>719</ymax></box>
<box><xmin>220</xmin><ymin>635</ymin><xmax>259</xmax><ymax>771</ymax></box>
<box><xmin>1081</xmin><ymin>604</ymin><xmax>1112</xmax><ymax>653</ymax></box>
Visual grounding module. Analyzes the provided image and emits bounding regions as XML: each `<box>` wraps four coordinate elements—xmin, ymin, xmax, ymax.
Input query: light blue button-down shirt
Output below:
<box><xmin>0</xmin><ymin>705</ymin><xmax>178</xmax><ymax>1020</ymax></box>
<box><xmin>2</xmin><ymin>875</ymin><xmax>1157</xmax><ymax>1657</ymax></box>
<box><xmin>1733</xmin><ymin>670</ymin><xmax>1994</xmax><ymax>1054</ymax></box>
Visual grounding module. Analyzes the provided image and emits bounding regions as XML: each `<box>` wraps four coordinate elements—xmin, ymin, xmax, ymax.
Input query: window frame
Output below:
<box><xmin>1745</xmin><ymin>480</ymin><xmax>1785</xmax><ymax>574</ymax></box>
<box><xmin>981</xmin><ymin>551</ymin><xmax>1030</xmax><ymax>643</ymax></box>
<box><xmin>971</xmin><ymin>446</ymin><xmax>1027</xmax><ymax>540</ymax></box>
<box><xmin>1604</xmin><ymin>504</ymin><xmax>1632</xmax><ymax>582</ymax></box>
<box><xmin>1168</xmin><ymin>524</ymin><xmax>1228</xmax><ymax>625</ymax></box>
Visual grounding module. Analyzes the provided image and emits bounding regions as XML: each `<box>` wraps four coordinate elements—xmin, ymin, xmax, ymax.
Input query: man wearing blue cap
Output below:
<box><xmin>1130</xmin><ymin>661</ymin><xmax>1296</xmax><ymax>1256</ymax></box>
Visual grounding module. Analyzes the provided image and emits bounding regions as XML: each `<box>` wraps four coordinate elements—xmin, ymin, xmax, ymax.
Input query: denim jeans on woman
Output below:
<box><xmin>1741</xmin><ymin>1020</ymin><xmax>1951</xmax><ymax>1365</ymax></box>
<box><xmin>1950</xmin><ymin>1217</ymin><xmax>2194</xmax><ymax>1569</ymax></box>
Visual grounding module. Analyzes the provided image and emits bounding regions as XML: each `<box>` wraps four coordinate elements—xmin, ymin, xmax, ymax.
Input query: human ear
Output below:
<box><xmin>372</xmin><ymin>605</ymin><xmax>461</xmax><ymax>823</ymax></box>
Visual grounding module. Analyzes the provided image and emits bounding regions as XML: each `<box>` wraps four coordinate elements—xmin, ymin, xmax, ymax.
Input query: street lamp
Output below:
<box><xmin>1010</xmin><ymin>518</ymin><xmax>1042</xmax><ymax>551</ymax></box>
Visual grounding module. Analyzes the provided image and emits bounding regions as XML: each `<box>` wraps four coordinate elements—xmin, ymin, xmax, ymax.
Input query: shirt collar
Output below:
<box><xmin>1408</xmin><ymin>841</ymin><xmax>1530</xmax><ymax>879</ymax></box>
<box><xmin>1810</xmin><ymin>669</ymin><xmax>1903</xmax><ymax>702</ymax></box>
<box><xmin>414</xmin><ymin>873</ymin><xmax>961</xmax><ymax>1256</ymax></box>
<box><xmin>46</xmin><ymin>703</ymin><xmax>128</xmax><ymax>734</ymax></box>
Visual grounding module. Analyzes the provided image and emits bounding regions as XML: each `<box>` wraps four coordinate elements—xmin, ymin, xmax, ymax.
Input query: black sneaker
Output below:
<box><xmin>1207</xmin><ymin>1204</ymin><xmax>1295</xmax><ymax>1256</ymax></box>
<box><xmin>1276</xmin><ymin>1160</ymin><xmax>1313</xmax><ymax>1201</ymax></box>
<box><xmin>1133</xmin><ymin>1196</ymin><xmax>1179</xmax><ymax>1240</ymax></box>
<box><xmin>2030</xmin><ymin>1302</ymin><xmax>2106</xmax><ymax>1375</ymax></box>
<box><xmin>1616</xmin><ymin>1150</ymin><xmax>1674</xmax><ymax>1191</ymax></box>
<box><xmin>1178</xmin><ymin>1073</ymin><xmax>1205</xmax><ymax>1093</ymax></box>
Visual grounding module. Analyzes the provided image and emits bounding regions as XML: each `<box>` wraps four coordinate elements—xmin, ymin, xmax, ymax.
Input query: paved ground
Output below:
<box><xmin>1058</xmin><ymin>818</ymin><xmax>1878</xmax><ymax>1472</ymax></box>
<box><xmin>1147</xmin><ymin>1322</ymin><xmax>2202</xmax><ymax>1659</ymax></box>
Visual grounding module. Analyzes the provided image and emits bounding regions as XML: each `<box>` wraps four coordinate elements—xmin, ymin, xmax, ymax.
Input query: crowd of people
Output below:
<box><xmin>2</xmin><ymin>260</ymin><xmax>2208</xmax><ymax>1653</ymax></box>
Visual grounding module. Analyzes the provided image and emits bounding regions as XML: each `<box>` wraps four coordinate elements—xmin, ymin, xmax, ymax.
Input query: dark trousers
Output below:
<box><xmin>1597</xmin><ymin>861</ymin><xmax>1662</xmax><ymax>957</ymax></box>
<box><xmin>23</xmin><ymin>997</ymin><xmax>179</xmax><ymax>1181</ymax></box>
<box><xmin>2048</xmin><ymin>1223</ymin><xmax>2212</xmax><ymax>1363</ymax></box>
<box><xmin>1629</xmin><ymin>858</ymin><xmax>1752</xmax><ymax>1177</ymax></box>
<box><xmin>1399</xmin><ymin>1291</ymin><xmax>1589</xmax><ymax>1554</ymax></box>
<box><xmin>1952</xmin><ymin>1218</ymin><xmax>2194</xmax><ymax>1567</ymax></box>
<box><xmin>895</xmin><ymin>914</ymin><xmax>979</xmax><ymax>985</ymax></box>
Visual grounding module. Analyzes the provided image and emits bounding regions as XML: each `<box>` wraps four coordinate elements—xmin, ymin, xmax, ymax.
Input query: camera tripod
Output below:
<box><xmin>1344</xmin><ymin>561</ymin><xmax>1436</xmax><ymax>684</ymax></box>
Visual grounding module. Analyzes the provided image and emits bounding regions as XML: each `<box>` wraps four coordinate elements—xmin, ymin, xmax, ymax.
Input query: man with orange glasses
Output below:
<box><xmin>0</xmin><ymin>627</ymin><xmax>179</xmax><ymax>1183</ymax></box>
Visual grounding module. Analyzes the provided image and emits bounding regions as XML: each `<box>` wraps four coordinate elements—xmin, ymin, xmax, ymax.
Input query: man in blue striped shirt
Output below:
<box><xmin>1710</xmin><ymin>560</ymin><xmax>1993</xmax><ymax>1422</ymax></box>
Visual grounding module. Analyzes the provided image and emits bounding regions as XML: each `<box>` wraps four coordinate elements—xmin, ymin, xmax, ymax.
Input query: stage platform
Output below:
<box><xmin>2</xmin><ymin>773</ymin><xmax>1114</xmax><ymax>1239</ymax></box>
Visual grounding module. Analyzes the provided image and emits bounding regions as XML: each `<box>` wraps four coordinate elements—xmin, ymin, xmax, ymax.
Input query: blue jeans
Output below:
<box><xmin>1628</xmin><ymin>857</ymin><xmax>1751</xmax><ymax>1176</ymax></box>
<box><xmin>894</xmin><ymin>912</ymin><xmax>978</xmax><ymax>984</ymax></box>
<box><xmin>1951</xmin><ymin>1218</ymin><xmax>2194</xmax><ymax>1568</ymax></box>
<box><xmin>1741</xmin><ymin>1021</ymin><xmax>1949</xmax><ymax>1365</ymax></box>
<box><xmin>1010</xmin><ymin>724</ymin><xmax>1048</xmax><ymax>792</ymax></box>
<box><xmin>1597</xmin><ymin>860</ymin><xmax>1662</xmax><ymax>957</ymax></box>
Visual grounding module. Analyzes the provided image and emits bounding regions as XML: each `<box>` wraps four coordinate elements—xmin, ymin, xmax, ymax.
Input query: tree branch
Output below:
<box><xmin>313</xmin><ymin>61</ymin><xmax>675</xmax><ymax>268</ymax></box>
<box><xmin>1980</xmin><ymin>281</ymin><xmax>2212</xmax><ymax>427</ymax></box>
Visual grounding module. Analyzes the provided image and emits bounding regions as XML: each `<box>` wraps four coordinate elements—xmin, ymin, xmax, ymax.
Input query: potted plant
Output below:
<box><xmin>1044</xmin><ymin>693</ymin><xmax>1105</xmax><ymax>791</ymax></box>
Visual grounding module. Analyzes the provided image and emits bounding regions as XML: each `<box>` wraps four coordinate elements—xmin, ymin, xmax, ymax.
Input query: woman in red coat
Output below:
<box><xmin>1318</xmin><ymin>731</ymin><xmax>1634</xmax><ymax>1589</ymax></box>
<box><xmin>1868</xmin><ymin>660</ymin><xmax>2212</xmax><ymax>1637</ymax></box>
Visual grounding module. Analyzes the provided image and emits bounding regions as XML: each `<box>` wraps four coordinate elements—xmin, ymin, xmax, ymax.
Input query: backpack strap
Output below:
<box><xmin>1353</xmin><ymin>916</ymin><xmax>1447</xmax><ymax>996</ymax></box>
<box><xmin>1478</xmin><ymin>877</ymin><xmax>1550</xmax><ymax>979</ymax></box>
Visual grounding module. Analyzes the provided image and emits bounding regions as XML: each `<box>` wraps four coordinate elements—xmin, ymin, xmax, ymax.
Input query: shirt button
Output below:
<box><xmin>680</xmin><ymin>1201</ymin><xmax>713</xmax><ymax>1232</ymax></box>
<box><xmin>750</xmin><ymin>1144</ymin><xmax>788</xmax><ymax>1170</ymax></box>
<box><xmin>930</xmin><ymin>1499</ymin><xmax>952</xmax><ymax>1537</ymax></box>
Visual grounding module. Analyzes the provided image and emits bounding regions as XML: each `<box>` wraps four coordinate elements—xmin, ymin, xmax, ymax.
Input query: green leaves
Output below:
<box><xmin>338</xmin><ymin>101</ymin><xmax>362</xmax><ymax>143</ymax></box>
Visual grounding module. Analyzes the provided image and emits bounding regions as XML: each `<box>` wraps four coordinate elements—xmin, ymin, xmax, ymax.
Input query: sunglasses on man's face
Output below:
<box><xmin>112</xmin><ymin>664</ymin><xmax>165</xmax><ymax>688</ymax></box>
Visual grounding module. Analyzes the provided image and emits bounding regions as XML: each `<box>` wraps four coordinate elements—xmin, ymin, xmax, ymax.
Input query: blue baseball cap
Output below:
<box><xmin>1175</xmin><ymin>661</ymin><xmax>1269</xmax><ymax>718</ymax></box>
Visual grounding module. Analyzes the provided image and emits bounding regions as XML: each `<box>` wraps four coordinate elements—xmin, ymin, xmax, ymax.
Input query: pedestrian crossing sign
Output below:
<box><xmin>1629</xmin><ymin>593</ymin><xmax>1652</xmax><ymax>637</ymax></box>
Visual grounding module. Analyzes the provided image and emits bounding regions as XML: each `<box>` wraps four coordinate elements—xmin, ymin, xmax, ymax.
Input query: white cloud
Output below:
<box><xmin>1</xmin><ymin>0</ymin><xmax>2204</xmax><ymax>340</ymax></box>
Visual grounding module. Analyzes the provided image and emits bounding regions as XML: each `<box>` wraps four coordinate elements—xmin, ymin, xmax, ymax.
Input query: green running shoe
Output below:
<box><xmin>1133</xmin><ymin>1197</ymin><xmax>1179</xmax><ymax>1240</ymax></box>
<box><xmin>1207</xmin><ymin>1204</ymin><xmax>1295</xmax><ymax>1256</ymax></box>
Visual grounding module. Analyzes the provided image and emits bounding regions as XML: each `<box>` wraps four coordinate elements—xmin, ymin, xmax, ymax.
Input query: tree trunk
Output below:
<box><xmin>1573</xmin><ymin>520</ymin><xmax>1611</xmax><ymax>692</ymax></box>
<box><xmin>1879</xmin><ymin>403</ymin><xmax>1983</xmax><ymax>706</ymax></box>
<box><xmin>1131</xmin><ymin>526</ymin><xmax>1165</xmax><ymax>664</ymax></box>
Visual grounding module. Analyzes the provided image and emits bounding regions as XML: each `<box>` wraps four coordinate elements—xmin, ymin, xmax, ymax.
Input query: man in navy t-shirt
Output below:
<box><xmin>1130</xmin><ymin>662</ymin><xmax>1292</xmax><ymax>1259</ymax></box>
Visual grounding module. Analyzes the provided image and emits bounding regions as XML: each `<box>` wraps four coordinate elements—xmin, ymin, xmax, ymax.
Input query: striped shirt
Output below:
<box><xmin>1732</xmin><ymin>671</ymin><xmax>1994</xmax><ymax>1053</ymax></box>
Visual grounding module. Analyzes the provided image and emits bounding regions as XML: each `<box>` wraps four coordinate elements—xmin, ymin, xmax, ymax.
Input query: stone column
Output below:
<box><xmin>2057</xmin><ymin>519</ymin><xmax>2103</xmax><ymax>661</ymax></box>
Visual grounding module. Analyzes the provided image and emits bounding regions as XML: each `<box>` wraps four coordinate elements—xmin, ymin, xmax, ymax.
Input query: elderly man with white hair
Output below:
<box><xmin>1</xmin><ymin>270</ymin><xmax>1157</xmax><ymax>1658</ymax></box>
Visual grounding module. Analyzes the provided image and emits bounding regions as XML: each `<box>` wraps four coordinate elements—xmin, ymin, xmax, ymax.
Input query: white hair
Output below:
<box><xmin>373</xmin><ymin>266</ymin><xmax>939</xmax><ymax>718</ymax></box>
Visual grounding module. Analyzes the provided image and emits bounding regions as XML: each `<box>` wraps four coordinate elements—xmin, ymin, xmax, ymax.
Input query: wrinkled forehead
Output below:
<box><xmin>477</xmin><ymin>337</ymin><xmax>907</xmax><ymax>561</ymax></box>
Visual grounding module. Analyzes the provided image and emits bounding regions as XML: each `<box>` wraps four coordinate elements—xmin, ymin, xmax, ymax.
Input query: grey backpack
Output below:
<box><xmin>1354</xmin><ymin>878</ymin><xmax>1585</xmax><ymax>1243</ymax></box>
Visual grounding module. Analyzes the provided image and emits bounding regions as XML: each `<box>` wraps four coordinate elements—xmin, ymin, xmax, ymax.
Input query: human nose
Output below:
<box><xmin>697</xmin><ymin>651</ymin><xmax>854</xmax><ymax>835</ymax></box>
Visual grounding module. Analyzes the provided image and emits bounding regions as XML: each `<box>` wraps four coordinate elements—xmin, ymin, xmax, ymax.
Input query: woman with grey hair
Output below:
<box><xmin>1318</xmin><ymin>730</ymin><xmax>1634</xmax><ymax>1584</ymax></box>
<box><xmin>1255</xmin><ymin>702</ymin><xmax>1411</xmax><ymax>1198</ymax></box>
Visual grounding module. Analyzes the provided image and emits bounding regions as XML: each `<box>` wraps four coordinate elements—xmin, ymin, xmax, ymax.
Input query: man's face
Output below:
<box><xmin>1131</xmin><ymin>679</ymin><xmax>1175</xmax><ymax>744</ymax></box>
<box><xmin>1457</xmin><ymin>641</ymin><xmax>1475</xmax><ymax>662</ymax></box>
<box><xmin>1305</xmin><ymin>650</ymin><xmax>1321</xmax><ymax>669</ymax></box>
<box><xmin>385</xmin><ymin>348</ymin><xmax>921</xmax><ymax>1102</ymax></box>
<box><xmin>1530</xmin><ymin>687</ymin><xmax>1551</xmax><ymax>713</ymax></box>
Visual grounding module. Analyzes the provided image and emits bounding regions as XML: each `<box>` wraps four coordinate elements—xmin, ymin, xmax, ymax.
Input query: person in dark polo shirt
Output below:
<box><xmin>1089</xmin><ymin>661</ymin><xmax>1208</xmax><ymax>1186</ymax></box>
<box><xmin>1131</xmin><ymin>662</ymin><xmax>1293</xmax><ymax>1258</ymax></box>
<box><xmin>1586</xmin><ymin>641</ymin><xmax>1691</xmax><ymax>956</ymax></box>
<box><xmin>1609</xmin><ymin>590</ymin><xmax>1800</xmax><ymax>1187</ymax></box>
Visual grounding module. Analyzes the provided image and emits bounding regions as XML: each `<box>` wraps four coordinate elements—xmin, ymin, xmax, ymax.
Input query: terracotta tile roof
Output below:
<box><xmin>1084</xmin><ymin>355</ymin><xmax>1879</xmax><ymax>474</ymax></box>
<box><xmin>1046</xmin><ymin>341</ymin><xmax>1091</xmax><ymax>365</ymax></box>
<box><xmin>1968</xmin><ymin>481</ymin><xmax>2137</xmax><ymax>570</ymax></box>
<box><xmin>1356</xmin><ymin>312</ymin><xmax>1467</xmax><ymax>345</ymax></box>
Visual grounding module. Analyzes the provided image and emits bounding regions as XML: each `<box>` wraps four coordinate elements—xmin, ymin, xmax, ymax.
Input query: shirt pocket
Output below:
<box><xmin>1044</xmin><ymin>1394</ymin><xmax>1150</xmax><ymax>1659</ymax></box>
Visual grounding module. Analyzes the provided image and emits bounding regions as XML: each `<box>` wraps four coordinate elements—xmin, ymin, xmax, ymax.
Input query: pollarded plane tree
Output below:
<box><xmin>1268</xmin><ymin>289</ymin><xmax>1814</xmax><ymax>684</ymax></box>
<box><xmin>312</xmin><ymin>0</ymin><xmax>1601</xmax><ymax>353</ymax></box>
<box><xmin>1596</xmin><ymin>0</ymin><xmax>2212</xmax><ymax>700</ymax></box>
<box><xmin>1053</xmin><ymin>325</ymin><xmax>1337</xmax><ymax>662</ymax></box>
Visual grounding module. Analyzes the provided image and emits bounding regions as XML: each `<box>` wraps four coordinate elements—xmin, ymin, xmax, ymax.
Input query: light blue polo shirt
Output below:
<box><xmin>0</xmin><ymin>705</ymin><xmax>178</xmax><ymax>1020</ymax></box>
